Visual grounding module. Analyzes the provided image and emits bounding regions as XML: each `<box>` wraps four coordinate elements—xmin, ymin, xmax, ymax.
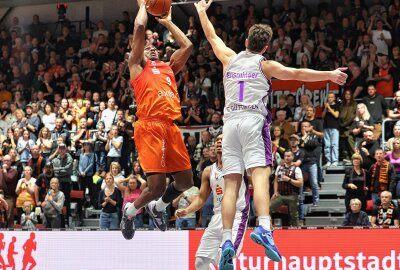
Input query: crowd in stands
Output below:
<box><xmin>0</xmin><ymin>0</ymin><xmax>400</xmax><ymax>229</ymax></box>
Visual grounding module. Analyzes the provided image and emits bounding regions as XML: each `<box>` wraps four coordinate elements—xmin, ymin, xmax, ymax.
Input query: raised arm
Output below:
<box><xmin>194</xmin><ymin>0</ymin><xmax>236</xmax><ymax>68</ymax></box>
<box><xmin>157</xmin><ymin>10</ymin><xmax>193</xmax><ymax>75</ymax></box>
<box><xmin>128</xmin><ymin>0</ymin><xmax>148</xmax><ymax>79</ymax></box>
<box><xmin>263</xmin><ymin>60</ymin><xmax>348</xmax><ymax>85</ymax></box>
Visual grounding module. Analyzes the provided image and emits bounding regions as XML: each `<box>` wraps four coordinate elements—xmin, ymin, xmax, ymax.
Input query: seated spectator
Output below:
<box><xmin>342</xmin><ymin>198</ymin><xmax>370</xmax><ymax>226</ymax></box>
<box><xmin>115</xmin><ymin>174</ymin><xmax>146</xmax><ymax>228</ymax></box>
<box><xmin>371</xmin><ymin>191</ymin><xmax>400</xmax><ymax>227</ymax></box>
<box><xmin>99</xmin><ymin>173</ymin><xmax>122</xmax><ymax>229</ymax></box>
<box><xmin>273</xmin><ymin>110</ymin><xmax>296</xmax><ymax>141</ymax></box>
<box><xmin>196</xmin><ymin>146</ymin><xmax>210</xmax><ymax>172</ymax></box>
<box><xmin>42</xmin><ymin>177</ymin><xmax>65</xmax><ymax>228</ymax></box>
<box><xmin>352</xmin><ymin>103</ymin><xmax>375</xmax><ymax>146</ymax></box>
<box><xmin>274</xmin><ymin>95</ymin><xmax>293</xmax><ymax>121</ymax></box>
<box><xmin>386</xmin><ymin>123</ymin><xmax>400</xmax><ymax>152</ymax></box>
<box><xmin>342</xmin><ymin>154</ymin><xmax>368</xmax><ymax>212</ymax></box>
<box><xmin>172</xmin><ymin>185</ymin><xmax>199</xmax><ymax>229</ymax></box>
<box><xmin>385</xmin><ymin>138</ymin><xmax>400</xmax><ymax>198</ymax></box>
<box><xmin>20</xmin><ymin>200</ymin><xmax>38</xmax><ymax>230</ymax></box>
<box><xmin>207</xmin><ymin>112</ymin><xmax>223</xmax><ymax>140</ymax></box>
<box><xmin>15</xmin><ymin>166</ymin><xmax>36</xmax><ymax>214</ymax></box>
<box><xmin>184</xmin><ymin>94</ymin><xmax>206</xmax><ymax>125</ymax></box>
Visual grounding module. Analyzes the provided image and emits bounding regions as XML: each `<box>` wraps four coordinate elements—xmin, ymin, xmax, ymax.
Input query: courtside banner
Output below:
<box><xmin>271</xmin><ymin>80</ymin><xmax>340</xmax><ymax>117</ymax></box>
<box><xmin>189</xmin><ymin>228</ymin><xmax>400</xmax><ymax>270</ymax></box>
<box><xmin>0</xmin><ymin>231</ymin><xmax>188</xmax><ymax>269</ymax></box>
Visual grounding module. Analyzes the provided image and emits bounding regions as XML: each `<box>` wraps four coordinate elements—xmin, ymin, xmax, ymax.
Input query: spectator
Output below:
<box><xmin>36</xmin><ymin>127</ymin><xmax>52</xmax><ymax>161</ymax></box>
<box><xmin>115</xmin><ymin>174</ymin><xmax>147</xmax><ymax>228</ymax></box>
<box><xmin>78</xmin><ymin>141</ymin><xmax>94</xmax><ymax>206</ymax></box>
<box><xmin>385</xmin><ymin>138</ymin><xmax>400</xmax><ymax>198</ymax></box>
<box><xmin>17</xmin><ymin>129</ymin><xmax>35</xmax><ymax>166</ymax></box>
<box><xmin>172</xmin><ymin>185</ymin><xmax>200</xmax><ymax>229</ymax></box>
<box><xmin>207</xmin><ymin>112</ymin><xmax>223</xmax><ymax>140</ymax></box>
<box><xmin>34</xmin><ymin>162</ymin><xmax>54</xmax><ymax>208</ymax></box>
<box><xmin>352</xmin><ymin>103</ymin><xmax>375</xmax><ymax>146</ymax></box>
<box><xmin>41</xmin><ymin>103</ymin><xmax>56</xmax><ymax>130</ymax></box>
<box><xmin>270</xmin><ymin>150</ymin><xmax>304</xmax><ymax>226</ymax></box>
<box><xmin>101</xmin><ymin>97</ymin><xmax>117</xmax><ymax>131</ymax></box>
<box><xmin>42</xmin><ymin>177</ymin><xmax>65</xmax><ymax>228</ymax></box>
<box><xmin>346</xmin><ymin>66</ymin><xmax>367</xmax><ymax>98</ymax></box>
<box><xmin>57</xmin><ymin>99</ymin><xmax>74</xmax><ymax>131</ymax></box>
<box><xmin>0</xmin><ymin>191</ymin><xmax>8</xmax><ymax>228</ymax></box>
<box><xmin>342</xmin><ymin>198</ymin><xmax>370</xmax><ymax>226</ymax></box>
<box><xmin>26</xmin><ymin>145</ymin><xmax>45</xmax><ymax>178</ymax></box>
<box><xmin>193</xmin><ymin>130</ymin><xmax>213</xmax><ymax>164</ymax></box>
<box><xmin>368</xmin><ymin>17</ymin><xmax>392</xmax><ymax>56</ymax></box>
<box><xmin>368</xmin><ymin>148</ymin><xmax>396</xmax><ymax>207</ymax></box>
<box><xmin>371</xmin><ymin>191</ymin><xmax>399</xmax><ymax>227</ymax></box>
<box><xmin>15</xmin><ymin>166</ymin><xmax>36</xmax><ymax>214</ymax></box>
<box><xmin>92</xmin><ymin>120</ymin><xmax>107</xmax><ymax>174</ymax></box>
<box><xmin>20</xmin><ymin>200</ymin><xmax>38</xmax><ymax>230</ymax></box>
<box><xmin>293</xmin><ymin>94</ymin><xmax>312</xmax><ymax>121</ymax></box>
<box><xmin>339</xmin><ymin>89</ymin><xmax>357</xmax><ymax>163</ymax></box>
<box><xmin>274</xmin><ymin>95</ymin><xmax>293</xmax><ymax>121</ymax></box>
<box><xmin>51</xmin><ymin>143</ymin><xmax>73</xmax><ymax>225</ymax></box>
<box><xmin>51</xmin><ymin>118</ymin><xmax>70</xmax><ymax>148</ymax></box>
<box><xmin>105</xmin><ymin>125</ymin><xmax>123</xmax><ymax>170</ymax></box>
<box><xmin>116</xmin><ymin>109</ymin><xmax>134</xmax><ymax>176</ymax></box>
<box><xmin>184</xmin><ymin>94</ymin><xmax>206</xmax><ymax>125</ymax></box>
<box><xmin>271</xmin><ymin>125</ymin><xmax>289</xmax><ymax>159</ymax></box>
<box><xmin>0</xmin><ymin>154</ymin><xmax>18</xmax><ymax>227</ymax></box>
<box><xmin>272</xmin><ymin>110</ymin><xmax>296</xmax><ymax>141</ymax></box>
<box><xmin>322</xmin><ymin>92</ymin><xmax>340</xmax><ymax>167</ymax></box>
<box><xmin>99</xmin><ymin>173</ymin><xmax>122</xmax><ymax>229</ymax></box>
<box><xmin>385</xmin><ymin>123</ymin><xmax>400</xmax><ymax>152</ymax></box>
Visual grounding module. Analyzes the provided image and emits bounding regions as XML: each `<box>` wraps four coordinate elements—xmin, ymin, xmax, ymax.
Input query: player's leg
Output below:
<box><xmin>196</xmin><ymin>214</ymin><xmax>221</xmax><ymax>270</ymax></box>
<box><xmin>147</xmin><ymin>123</ymin><xmax>193</xmax><ymax>230</ymax></box>
<box><xmin>240</xmin><ymin>115</ymin><xmax>281</xmax><ymax>262</ymax></box>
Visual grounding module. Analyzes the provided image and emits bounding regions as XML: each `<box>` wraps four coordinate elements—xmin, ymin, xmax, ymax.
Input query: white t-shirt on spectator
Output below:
<box><xmin>372</xmin><ymin>29</ymin><xmax>391</xmax><ymax>55</ymax></box>
<box><xmin>42</xmin><ymin>113</ymin><xmax>56</xmax><ymax>130</ymax></box>
<box><xmin>101</xmin><ymin>108</ymin><xmax>117</xmax><ymax>131</ymax></box>
<box><xmin>177</xmin><ymin>186</ymin><xmax>199</xmax><ymax>219</ymax></box>
<box><xmin>107</xmin><ymin>136</ymin><xmax>123</xmax><ymax>157</ymax></box>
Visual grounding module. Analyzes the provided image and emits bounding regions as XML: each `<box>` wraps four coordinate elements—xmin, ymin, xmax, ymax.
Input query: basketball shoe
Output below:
<box><xmin>250</xmin><ymin>226</ymin><xmax>282</xmax><ymax>262</ymax></box>
<box><xmin>219</xmin><ymin>240</ymin><xmax>234</xmax><ymax>270</ymax></box>
<box><xmin>120</xmin><ymin>203</ymin><xmax>135</xmax><ymax>240</ymax></box>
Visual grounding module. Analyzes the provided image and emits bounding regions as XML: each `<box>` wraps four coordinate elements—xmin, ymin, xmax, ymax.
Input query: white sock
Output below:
<box><xmin>126</xmin><ymin>203</ymin><xmax>138</xmax><ymax>217</ymax></box>
<box><xmin>155</xmin><ymin>198</ymin><xmax>169</xmax><ymax>212</ymax></box>
<box><xmin>221</xmin><ymin>229</ymin><xmax>232</xmax><ymax>244</ymax></box>
<box><xmin>258</xmin><ymin>216</ymin><xmax>272</xmax><ymax>231</ymax></box>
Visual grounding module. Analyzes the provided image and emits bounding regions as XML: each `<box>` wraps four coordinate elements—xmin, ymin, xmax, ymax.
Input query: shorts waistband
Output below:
<box><xmin>139</xmin><ymin>117</ymin><xmax>174</xmax><ymax>124</ymax></box>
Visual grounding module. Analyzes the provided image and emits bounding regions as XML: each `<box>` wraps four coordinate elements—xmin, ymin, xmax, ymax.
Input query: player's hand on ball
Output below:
<box><xmin>156</xmin><ymin>7</ymin><xmax>171</xmax><ymax>23</ymax></box>
<box><xmin>194</xmin><ymin>0</ymin><xmax>213</xmax><ymax>12</ymax></box>
<box><xmin>175</xmin><ymin>209</ymin><xmax>188</xmax><ymax>218</ymax></box>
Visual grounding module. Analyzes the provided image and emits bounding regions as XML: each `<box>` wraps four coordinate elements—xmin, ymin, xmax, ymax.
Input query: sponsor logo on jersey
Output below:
<box><xmin>158</xmin><ymin>90</ymin><xmax>178</xmax><ymax>99</ymax></box>
<box><xmin>152</xmin><ymin>67</ymin><xmax>160</xmax><ymax>74</ymax></box>
<box><xmin>228</xmin><ymin>104</ymin><xmax>259</xmax><ymax>111</ymax></box>
<box><xmin>226</xmin><ymin>71</ymin><xmax>258</xmax><ymax>79</ymax></box>
<box><xmin>216</xmin><ymin>185</ymin><xmax>223</xmax><ymax>195</ymax></box>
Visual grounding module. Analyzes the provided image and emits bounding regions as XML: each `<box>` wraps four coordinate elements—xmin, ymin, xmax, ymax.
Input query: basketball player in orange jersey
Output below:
<box><xmin>120</xmin><ymin>0</ymin><xmax>194</xmax><ymax>240</ymax></box>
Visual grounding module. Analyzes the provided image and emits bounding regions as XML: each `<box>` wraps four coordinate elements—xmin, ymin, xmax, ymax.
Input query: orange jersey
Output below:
<box><xmin>131</xmin><ymin>60</ymin><xmax>181</xmax><ymax>121</ymax></box>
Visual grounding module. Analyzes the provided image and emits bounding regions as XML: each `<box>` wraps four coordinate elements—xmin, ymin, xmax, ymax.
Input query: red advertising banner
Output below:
<box><xmin>271</xmin><ymin>80</ymin><xmax>340</xmax><ymax>117</ymax></box>
<box><xmin>189</xmin><ymin>228</ymin><xmax>400</xmax><ymax>270</ymax></box>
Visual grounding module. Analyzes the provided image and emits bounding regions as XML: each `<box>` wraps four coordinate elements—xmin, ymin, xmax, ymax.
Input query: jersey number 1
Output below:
<box><xmin>238</xmin><ymin>81</ymin><xmax>244</xmax><ymax>102</ymax></box>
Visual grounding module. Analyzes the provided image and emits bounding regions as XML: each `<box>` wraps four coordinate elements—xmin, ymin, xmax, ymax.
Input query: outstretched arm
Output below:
<box><xmin>157</xmin><ymin>10</ymin><xmax>193</xmax><ymax>74</ymax></box>
<box><xmin>194</xmin><ymin>0</ymin><xmax>235</xmax><ymax>69</ymax></box>
<box><xmin>263</xmin><ymin>60</ymin><xmax>348</xmax><ymax>85</ymax></box>
<box><xmin>175</xmin><ymin>166</ymin><xmax>212</xmax><ymax>217</ymax></box>
<box><xmin>128</xmin><ymin>0</ymin><xmax>148</xmax><ymax>79</ymax></box>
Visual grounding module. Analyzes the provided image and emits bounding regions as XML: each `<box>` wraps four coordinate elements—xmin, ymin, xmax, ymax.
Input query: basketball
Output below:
<box><xmin>145</xmin><ymin>0</ymin><xmax>171</xmax><ymax>17</ymax></box>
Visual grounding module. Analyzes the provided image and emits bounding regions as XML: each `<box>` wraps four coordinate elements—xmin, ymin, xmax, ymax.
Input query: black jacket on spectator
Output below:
<box><xmin>358</xmin><ymin>140</ymin><xmax>379</xmax><ymax>170</ymax></box>
<box><xmin>300</xmin><ymin>134</ymin><xmax>320</xmax><ymax>165</ymax></box>
<box><xmin>362</xmin><ymin>94</ymin><xmax>387</xmax><ymax>124</ymax></box>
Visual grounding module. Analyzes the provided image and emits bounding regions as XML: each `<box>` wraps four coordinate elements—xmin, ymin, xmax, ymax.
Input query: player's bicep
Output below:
<box><xmin>208</xmin><ymin>36</ymin><xmax>236</xmax><ymax>67</ymax></box>
<box><xmin>263</xmin><ymin>60</ymin><xmax>297</xmax><ymax>80</ymax></box>
<box><xmin>129</xmin><ymin>26</ymin><xmax>146</xmax><ymax>67</ymax></box>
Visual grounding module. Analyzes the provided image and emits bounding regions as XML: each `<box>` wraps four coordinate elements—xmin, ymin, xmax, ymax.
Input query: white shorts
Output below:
<box><xmin>196</xmin><ymin>212</ymin><xmax>247</xmax><ymax>264</ymax></box>
<box><xmin>222</xmin><ymin>114</ymin><xmax>272</xmax><ymax>176</ymax></box>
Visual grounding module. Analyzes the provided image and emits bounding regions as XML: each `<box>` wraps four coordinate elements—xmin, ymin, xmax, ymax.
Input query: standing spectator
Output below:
<box><xmin>17</xmin><ymin>130</ymin><xmax>35</xmax><ymax>166</ymax></box>
<box><xmin>26</xmin><ymin>145</ymin><xmax>45</xmax><ymax>178</ymax></box>
<box><xmin>371</xmin><ymin>191</ymin><xmax>399</xmax><ymax>227</ymax></box>
<box><xmin>15</xmin><ymin>166</ymin><xmax>36</xmax><ymax>213</ymax></box>
<box><xmin>342</xmin><ymin>198</ymin><xmax>370</xmax><ymax>226</ymax></box>
<box><xmin>0</xmin><ymin>155</ymin><xmax>18</xmax><ymax>227</ymax></box>
<box><xmin>374</xmin><ymin>55</ymin><xmax>394</xmax><ymax>97</ymax></box>
<box><xmin>105</xmin><ymin>125</ymin><xmax>123</xmax><ymax>170</ymax></box>
<box><xmin>51</xmin><ymin>118</ymin><xmax>70</xmax><ymax>148</ymax></box>
<box><xmin>207</xmin><ymin>113</ymin><xmax>223</xmax><ymax>140</ymax></box>
<box><xmin>42</xmin><ymin>178</ymin><xmax>65</xmax><ymax>228</ymax></box>
<box><xmin>193</xmin><ymin>130</ymin><xmax>213</xmax><ymax>164</ymax></box>
<box><xmin>101</xmin><ymin>97</ymin><xmax>117</xmax><ymax>131</ymax></box>
<box><xmin>362</xmin><ymin>83</ymin><xmax>388</xmax><ymax>141</ymax></box>
<box><xmin>24</xmin><ymin>103</ymin><xmax>41</xmax><ymax>141</ymax></box>
<box><xmin>270</xmin><ymin>150</ymin><xmax>304</xmax><ymax>226</ymax></box>
<box><xmin>271</xmin><ymin>125</ymin><xmax>289</xmax><ymax>159</ymax></box>
<box><xmin>34</xmin><ymin>162</ymin><xmax>54</xmax><ymax>208</ymax></box>
<box><xmin>99</xmin><ymin>173</ymin><xmax>122</xmax><ymax>229</ymax></box>
<box><xmin>184</xmin><ymin>94</ymin><xmax>206</xmax><ymax>125</ymax></box>
<box><xmin>346</xmin><ymin>66</ymin><xmax>366</xmax><ymax>99</ymax></box>
<box><xmin>36</xmin><ymin>127</ymin><xmax>52</xmax><ymax>161</ymax></box>
<box><xmin>172</xmin><ymin>185</ymin><xmax>200</xmax><ymax>229</ymax></box>
<box><xmin>368</xmin><ymin>148</ymin><xmax>396</xmax><ymax>207</ymax></box>
<box><xmin>41</xmin><ymin>103</ymin><xmax>56</xmax><ymax>130</ymax></box>
<box><xmin>339</xmin><ymin>89</ymin><xmax>357</xmax><ymax>163</ymax></box>
<box><xmin>92</xmin><ymin>120</ymin><xmax>107</xmax><ymax>174</ymax></box>
<box><xmin>51</xmin><ymin>143</ymin><xmax>73</xmax><ymax>226</ymax></box>
<box><xmin>116</xmin><ymin>109</ymin><xmax>134</xmax><ymax>176</ymax></box>
<box><xmin>78</xmin><ymin>141</ymin><xmax>94</xmax><ymax>204</ymax></box>
<box><xmin>342</xmin><ymin>154</ymin><xmax>368</xmax><ymax>212</ymax></box>
<box><xmin>299</xmin><ymin>121</ymin><xmax>320</xmax><ymax>206</ymax></box>
<box><xmin>115</xmin><ymin>175</ymin><xmax>147</xmax><ymax>228</ymax></box>
<box><xmin>368</xmin><ymin>17</ymin><xmax>392</xmax><ymax>56</ymax></box>
<box><xmin>322</xmin><ymin>92</ymin><xmax>340</xmax><ymax>167</ymax></box>
<box><xmin>274</xmin><ymin>95</ymin><xmax>293</xmax><ymax>121</ymax></box>
<box><xmin>9</xmin><ymin>148</ymin><xmax>23</xmax><ymax>178</ymax></box>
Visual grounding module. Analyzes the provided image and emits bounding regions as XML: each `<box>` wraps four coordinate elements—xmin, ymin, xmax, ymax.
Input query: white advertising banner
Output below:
<box><xmin>0</xmin><ymin>231</ymin><xmax>189</xmax><ymax>269</ymax></box>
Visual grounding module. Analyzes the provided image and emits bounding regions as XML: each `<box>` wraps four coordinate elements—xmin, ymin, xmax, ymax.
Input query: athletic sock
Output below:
<box><xmin>258</xmin><ymin>216</ymin><xmax>272</xmax><ymax>231</ymax></box>
<box><xmin>126</xmin><ymin>203</ymin><xmax>139</xmax><ymax>217</ymax></box>
<box><xmin>222</xmin><ymin>229</ymin><xmax>232</xmax><ymax>244</ymax></box>
<box><xmin>155</xmin><ymin>198</ymin><xmax>170</xmax><ymax>212</ymax></box>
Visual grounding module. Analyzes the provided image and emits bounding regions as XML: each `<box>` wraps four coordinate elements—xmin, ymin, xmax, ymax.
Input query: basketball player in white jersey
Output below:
<box><xmin>175</xmin><ymin>134</ymin><xmax>249</xmax><ymax>270</ymax></box>
<box><xmin>195</xmin><ymin>1</ymin><xmax>348</xmax><ymax>269</ymax></box>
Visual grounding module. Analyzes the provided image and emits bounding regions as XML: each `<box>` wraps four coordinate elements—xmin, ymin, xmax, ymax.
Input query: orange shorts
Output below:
<box><xmin>134</xmin><ymin>118</ymin><xmax>191</xmax><ymax>173</ymax></box>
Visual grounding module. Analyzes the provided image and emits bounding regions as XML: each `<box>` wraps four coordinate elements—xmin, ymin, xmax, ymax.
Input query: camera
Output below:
<box><xmin>129</xmin><ymin>104</ymin><xmax>137</xmax><ymax>115</ymax></box>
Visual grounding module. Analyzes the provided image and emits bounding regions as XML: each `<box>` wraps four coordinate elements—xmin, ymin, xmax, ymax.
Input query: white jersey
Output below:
<box><xmin>209</xmin><ymin>163</ymin><xmax>248</xmax><ymax>213</ymax></box>
<box><xmin>223</xmin><ymin>51</ymin><xmax>272</xmax><ymax>121</ymax></box>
